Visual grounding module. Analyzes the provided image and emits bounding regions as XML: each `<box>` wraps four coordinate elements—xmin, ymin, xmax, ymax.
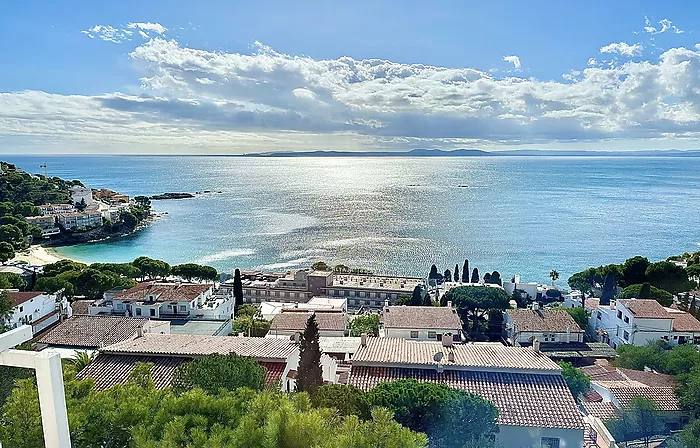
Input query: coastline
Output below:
<box><xmin>10</xmin><ymin>245</ymin><xmax>69</xmax><ymax>266</ymax></box>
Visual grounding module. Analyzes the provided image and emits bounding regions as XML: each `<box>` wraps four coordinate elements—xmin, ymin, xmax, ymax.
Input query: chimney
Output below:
<box><xmin>442</xmin><ymin>334</ymin><xmax>453</xmax><ymax>348</ymax></box>
<box><xmin>448</xmin><ymin>352</ymin><xmax>455</xmax><ymax>363</ymax></box>
<box><xmin>447</xmin><ymin>300</ymin><xmax>452</xmax><ymax>308</ymax></box>
<box><xmin>533</xmin><ymin>339</ymin><xmax>541</xmax><ymax>353</ymax></box>
<box><xmin>293</xmin><ymin>332</ymin><xmax>300</xmax><ymax>344</ymax></box>
<box><xmin>384</xmin><ymin>299</ymin><xmax>389</xmax><ymax>308</ymax></box>
<box><xmin>566</xmin><ymin>327</ymin><xmax>571</xmax><ymax>343</ymax></box>
<box><xmin>360</xmin><ymin>333</ymin><xmax>368</xmax><ymax>347</ymax></box>
<box><xmin>136</xmin><ymin>326</ymin><xmax>144</xmax><ymax>338</ymax></box>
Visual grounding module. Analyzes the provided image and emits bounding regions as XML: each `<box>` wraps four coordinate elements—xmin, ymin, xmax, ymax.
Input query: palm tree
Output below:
<box><xmin>550</xmin><ymin>269</ymin><xmax>560</xmax><ymax>286</ymax></box>
<box><xmin>70</xmin><ymin>351</ymin><xmax>96</xmax><ymax>372</ymax></box>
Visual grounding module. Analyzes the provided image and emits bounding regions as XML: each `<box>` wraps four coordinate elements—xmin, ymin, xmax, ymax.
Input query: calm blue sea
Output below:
<box><xmin>5</xmin><ymin>155</ymin><xmax>700</xmax><ymax>283</ymax></box>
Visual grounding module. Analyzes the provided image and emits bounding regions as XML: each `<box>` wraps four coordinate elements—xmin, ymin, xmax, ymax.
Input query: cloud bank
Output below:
<box><xmin>4</xmin><ymin>25</ymin><xmax>700</xmax><ymax>153</ymax></box>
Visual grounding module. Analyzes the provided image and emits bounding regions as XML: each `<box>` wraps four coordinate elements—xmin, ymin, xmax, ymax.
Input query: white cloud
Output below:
<box><xmin>600</xmin><ymin>42</ymin><xmax>643</xmax><ymax>57</ymax></box>
<box><xmin>138</xmin><ymin>30</ymin><xmax>149</xmax><ymax>39</ymax></box>
<box><xmin>6</xmin><ymin>38</ymin><xmax>700</xmax><ymax>153</ymax></box>
<box><xmin>644</xmin><ymin>17</ymin><xmax>684</xmax><ymax>35</ymax></box>
<box><xmin>81</xmin><ymin>25</ymin><xmax>132</xmax><ymax>44</ymax></box>
<box><xmin>587</xmin><ymin>58</ymin><xmax>598</xmax><ymax>66</ymax></box>
<box><xmin>502</xmin><ymin>55</ymin><xmax>521</xmax><ymax>69</ymax></box>
<box><xmin>127</xmin><ymin>22</ymin><xmax>167</xmax><ymax>35</ymax></box>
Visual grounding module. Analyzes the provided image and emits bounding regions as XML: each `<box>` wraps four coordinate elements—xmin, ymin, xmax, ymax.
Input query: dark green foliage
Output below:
<box><xmin>0</xmin><ymin>291</ymin><xmax>13</xmax><ymax>329</ymax></box>
<box><xmin>512</xmin><ymin>288</ymin><xmax>531</xmax><ymax>308</ymax></box>
<box><xmin>601</xmin><ymin>271</ymin><xmax>616</xmax><ymax>305</ymax></box>
<box><xmin>34</xmin><ymin>277</ymin><xmax>74</xmax><ymax>297</ymax></box>
<box><xmin>488</xmin><ymin>271</ymin><xmax>502</xmax><ymax>286</ymax></box>
<box><xmin>119</xmin><ymin>211</ymin><xmax>137</xmax><ymax>229</ymax></box>
<box><xmin>565</xmin><ymin>307</ymin><xmax>589</xmax><ymax>332</ymax></box>
<box><xmin>483</xmin><ymin>272</ymin><xmax>491</xmax><ymax>283</ymax></box>
<box><xmin>645</xmin><ymin>261</ymin><xmax>696</xmax><ymax>294</ymax></box>
<box><xmin>132</xmin><ymin>256</ymin><xmax>170</xmax><ymax>279</ymax></box>
<box><xmin>297</xmin><ymin>314</ymin><xmax>323</xmax><ymax>393</ymax></box>
<box><xmin>428</xmin><ymin>264</ymin><xmax>439</xmax><ymax>281</ymax></box>
<box><xmin>0</xmin><ymin>163</ymin><xmax>73</xmax><ymax>205</ymax></box>
<box><xmin>311</xmin><ymin>260</ymin><xmax>331</xmax><ymax>271</ymax></box>
<box><xmin>470</xmin><ymin>268</ymin><xmax>479</xmax><ymax>283</ymax></box>
<box><xmin>89</xmin><ymin>263</ymin><xmax>141</xmax><ymax>279</ymax></box>
<box><xmin>74</xmin><ymin>268</ymin><xmax>135</xmax><ymax>299</ymax></box>
<box><xmin>171</xmin><ymin>263</ymin><xmax>218</xmax><ymax>281</ymax></box>
<box><xmin>75</xmin><ymin>198</ymin><xmax>87</xmax><ymax>212</ymax></box>
<box><xmin>411</xmin><ymin>284</ymin><xmax>423</xmax><ymax>305</ymax></box>
<box><xmin>0</xmin><ymin>273</ymin><xmax>27</xmax><ymax>291</ymax></box>
<box><xmin>0</xmin><ymin>367</ymin><xmax>32</xmax><ymax>408</ymax></box>
<box><xmin>443</xmin><ymin>269</ymin><xmax>452</xmax><ymax>282</ymax></box>
<box><xmin>171</xmin><ymin>353</ymin><xmax>266</xmax><ymax>394</ymax></box>
<box><xmin>369</xmin><ymin>379</ymin><xmax>499</xmax><ymax>446</ymax></box>
<box><xmin>486</xmin><ymin>309</ymin><xmax>503</xmax><ymax>342</ymax></box>
<box><xmin>678</xmin><ymin>419</ymin><xmax>700</xmax><ymax>448</ymax></box>
<box><xmin>311</xmin><ymin>384</ymin><xmax>370</xmax><ymax>418</ymax></box>
<box><xmin>620</xmin><ymin>283</ymin><xmax>674</xmax><ymax>306</ymax></box>
<box><xmin>623</xmin><ymin>256</ymin><xmax>651</xmax><ymax>286</ymax></box>
<box><xmin>454</xmin><ymin>264</ymin><xmax>459</xmax><ymax>283</ymax></box>
<box><xmin>687</xmin><ymin>265</ymin><xmax>700</xmax><ymax>286</ymax></box>
<box><xmin>442</xmin><ymin>286</ymin><xmax>509</xmax><ymax>339</ymax></box>
<box><xmin>233</xmin><ymin>268</ymin><xmax>243</xmax><ymax>308</ymax></box>
<box><xmin>350</xmin><ymin>314</ymin><xmax>380</xmax><ymax>336</ymax></box>
<box><xmin>462</xmin><ymin>259</ymin><xmax>469</xmax><ymax>283</ymax></box>
<box><xmin>41</xmin><ymin>260</ymin><xmax>88</xmax><ymax>277</ymax></box>
<box><xmin>0</xmin><ymin>241</ymin><xmax>14</xmax><ymax>264</ymax></box>
<box><xmin>0</xmin><ymin>224</ymin><xmax>26</xmax><ymax>249</ymax></box>
<box><xmin>556</xmin><ymin>361</ymin><xmax>590</xmax><ymax>400</ymax></box>
<box><xmin>231</xmin><ymin>314</ymin><xmax>270</xmax><ymax>337</ymax></box>
<box><xmin>424</xmin><ymin>290</ymin><xmax>434</xmax><ymax>306</ymax></box>
<box><xmin>606</xmin><ymin>397</ymin><xmax>667</xmax><ymax>445</ymax></box>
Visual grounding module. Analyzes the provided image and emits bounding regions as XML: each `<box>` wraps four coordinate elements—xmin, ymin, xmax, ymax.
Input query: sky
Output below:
<box><xmin>2</xmin><ymin>1</ymin><xmax>700</xmax><ymax>154</ymax></box>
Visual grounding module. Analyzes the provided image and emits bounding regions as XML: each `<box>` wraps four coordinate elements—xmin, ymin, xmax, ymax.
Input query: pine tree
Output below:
<box><xmin>454</xmin><ymin>264</ymin><xmax>460</xmax><ymax>283</ymax></box>
<box><xmin>490</xmin><ymin>271</ymin><xmax>502</xmax><ymax>286</ymax></box>
<box><xmin>638</xmin><ymin>282</ymin><xmax>652</xmax><ymax>299</ymax></box>
<box><xmin>471</xmin><ymin>268</ymin><xmax>479</xmax><ymax>283</ymax></box>
<box><xmin>233</xmin><ymin>268</ymin><xmax>244</xmax><ymax>309</ymax></box>
<box><xmin>297</xmin><ymin>314</ymin><xmax>323</xmax><ymax>393</ymax></box>
<box><xmin>444</xmin><ymin>269</ymin><xmax>452</xmax><ymax>282</ymax></box>
<box><xmin>429</xmin><ymin>264</ymin><xmax>438</xmax><ymax>280</ymax></box>
<box><xmin>411</xmin><ymin>285</ymin><xmax>423</xmax><ymax>306</ymax></box>
<box><xmin>484</xmin><ymin>272</ymin><xmax>492</xmax><ymax>283</ymax></box>
<box><xmin>462</xmin><ymin>260</ymin><xmax>470</xmax><ymax>283</ymax></box>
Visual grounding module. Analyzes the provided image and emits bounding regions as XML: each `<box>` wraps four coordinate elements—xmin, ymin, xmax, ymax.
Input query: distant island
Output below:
<box><xmin>247</xmin><ymin>148</ymin><xmax>700</xmax><ymax>157</ymax></box>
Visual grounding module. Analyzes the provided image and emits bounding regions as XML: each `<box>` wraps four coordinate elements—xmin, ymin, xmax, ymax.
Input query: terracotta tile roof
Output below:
<box><xmin>101</xmin><ymin>333</ymin><xmax>297</xmax><ymax>360</ymax></box>
<box><xmin>666</xmin><ymin>309</ymin><xmax>700</xmax><ymax>332</ymax></box>
<box><xmin>583</xmin><ymin>390</ymin><xmax>603</xmax><ymax>402</ymax></box>
<box><xmin>582</xmin><ymin>365</ymin><xmax>676</xmax><ymax>388</ymax></box>
<box><xmin>506</xmin><ymin>309</ymin><xmax>583</xmax><ymax>333</ymax></box>
<box><xmin>352</xmin><ymin>338</ymin><xmax>561</xmax><ymax>372</ymax></box>
<box><xmin>7</xmin><ymin>291</ymin><xmax>44</xmax><ymax>307</ymax></box>
<box><xmin>70</xmin><ymin>300</ymin><xmax>93</xmax><ymax>315</ymax></box>
<box><xmin>270</xmin><ymin>312</ymin><xmax>347</xmax><ymax>332</ymax></box>
<box><xmin>116</xmin><ymin>282</ymin><xmax>212</xmax><ymax>303</ymax></box>
<box><xmin>584</xmin><ymin>298</ymin><xmax>600</xmax><ymax>311</ymax></box>
<box><xmin>536</xmin><ymin>342</ymin><xmax>617</xmax><ymax>359</ymax></box>
<box><xmin>348</xmin><ymin>366</ymin><xmax>583</xmax><ymax>429</ymax></box>
<box><xmin>610</xmin><ymin>387</ymin><xmax>680</xmax><ymax>411</ymax></box>
<box><xmin>581</xmin><ymin>365</ymin><xmax>625</xmax><ymax>382</ymax></box>
<box><xmin>617</xmin><ymin>299</ymin><xmax>672</xmax><ymax>319</ymax></box>
<box><xmin>38</xmin><ymin>315</ymin><xmax>149</xmax><ymax>348</ymax></box>
<box><xmin>582</xmin><ymin>402</ymin><xmax>620</xmax><ymax>420</ymax></box>
<box><xmin>76</xmin><ymin>354</ymin><xmax>187</xmax><ymax>390</ymax></box>
<box><xmin>258</xmin><ymin>361</ymin><xmax>287</xmax><ymax>385</ymax></box>
<box><xmin>381</xmin><ymin>306</ymin><xmax>462</xmax><ymax>330</ymax></box>
<box><xmin>76</xmin><ymin>355</ymin><xmax>287</xmax><ymax>390</ymax></box>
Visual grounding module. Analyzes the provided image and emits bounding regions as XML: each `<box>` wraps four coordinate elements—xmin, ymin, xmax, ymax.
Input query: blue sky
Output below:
<box><xmin>1</xmin><ymin>1</ymin><xmax>700</xmax><ymax>153</ymax></box>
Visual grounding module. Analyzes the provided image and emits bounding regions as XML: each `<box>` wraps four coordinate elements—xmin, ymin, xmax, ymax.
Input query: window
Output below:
<box><xmin>623</xmin><ymin>330</ymin><xmax>629</xmax><ymax>341</ymax></box>
<box><xmin>410</xmin><ymin>331</ymin><xmax>419</xmax><ymax>339</ymax></box>
<box><xmin>428</xmin><ymin>331</ymin><xmax>437</xmax><ymax>339</ymax></box>
<box><xmin>624</xmin><ymin>316</ymin><xmax>629</xmax><ymax>323</ymax></box>
<box><xmin>597</xmin><ymin>312</ymin><xmax>601</xmax><ymax>320</ymax></box>
<box><xmin>149</xmin><ymin>309</ymin><xmax>156</xmax><ymax>317</ymax></box>
<box><xmin>19</xmin><ymin>306</ymin><xmax>23</xmax><ymax>312</ymax></box>
<box><xmin>617</xmin><ymin>310</ymin><xmax>623</xmax><ymax>319</ymax></box>
<box><xmin>541</xmin><ymin>437</ymin><xmax>560</xmax><ymax>448</ymax></box>
<box><xmin>180</xmin><ymin>305</ymin><xmax>187</xmax><ymax>312</ymax></box>
<box><xmin>135</xmin><ymin>308</ymin><xmax>142</xmax><ymax>316</ymax></box>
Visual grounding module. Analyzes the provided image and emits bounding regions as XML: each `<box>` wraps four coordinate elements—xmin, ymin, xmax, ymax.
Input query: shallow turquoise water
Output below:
<box><xmin>7</xmin><ymin>155</ymin><xmax>700</xmax><ymax>283</ymax></box>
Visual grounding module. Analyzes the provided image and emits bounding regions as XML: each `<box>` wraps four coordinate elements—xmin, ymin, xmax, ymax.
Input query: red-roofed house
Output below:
<box><xmin>3</xmin><ymin>289</ymin><xmax>71</xmax><ymax>335</ymax></box>
<box><xmin>591</xmin><ymin>298</ymin><xmax>700</xmax><ymax>348</ymax></box>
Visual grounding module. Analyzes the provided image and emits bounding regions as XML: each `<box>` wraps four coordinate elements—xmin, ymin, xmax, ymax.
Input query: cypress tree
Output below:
<box><xmin>411</xmin><ymin>285</ymin><xmax>423</xmax><ymax>306</ymax></box>
<box><xmin>484</xmin><ymin>272</ymin><xmax>492</xmax><ymax>283</ymax></box>
<box><xmin>429</xmin><ymin>264</ymin><xmax>439</xmax><ymax>280</ymax></box>
<box><xmin>490</xmin><ymin>271</ymin><xmax>502</xmax><ymax>286</ymax></box>
<box><xmin>454</xmin><ymin>264</ymin><xmax>460</xmax><ymax>283</ymax></box>
<box><xmin>471</xmin><ymin>268</ymin><xmax>479</xmax><ymax>283</ymax></box>
<box><xmin>444</xmin><ymin>269</ymin><xmax>452</xmax><ymax>282</ymax></box>
<box><xmin>462</xmin><ymin>260</ymin><xmax>470</xmax><ymax>283</ymax></box>
<box><xmin>233</xmin><ymin>268</ymin><xmax>244</xmax><ymax>309</ymax></box>
<box><xmin>601</xmin><ymin>272</ymin><xmax>616</xmax><ymax>305</ymax></box>
<box><xmin>297</xmin><ymin>314</ymin><xmax>323</xmax><ymax>393</ymax></box>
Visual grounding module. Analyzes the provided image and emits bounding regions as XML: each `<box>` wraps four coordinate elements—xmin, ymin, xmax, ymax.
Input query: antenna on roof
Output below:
<box><xmin>433</xmin><ymin>352</ymin><xmax>444</xmax><ymax>362</ymax></box>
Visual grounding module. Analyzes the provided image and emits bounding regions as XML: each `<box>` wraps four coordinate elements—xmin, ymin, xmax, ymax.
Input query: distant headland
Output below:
<box><xmin>246</xmin><ymin>148</ymin><xmax>700</xmax><ymax>157</ymax></box>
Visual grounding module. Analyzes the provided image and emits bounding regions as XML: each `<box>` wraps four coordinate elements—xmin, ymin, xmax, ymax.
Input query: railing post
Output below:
<box><xmin>34</xmin><ymin>351</ymin><xmax>72</xmax><ymax>448</ymax></box>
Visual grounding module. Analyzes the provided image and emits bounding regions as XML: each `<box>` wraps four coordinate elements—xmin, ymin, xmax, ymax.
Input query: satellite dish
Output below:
<box><xmin>433</xmin><ymin>352</ymin><xmax>444</xmax><ymax>362</ymax></box>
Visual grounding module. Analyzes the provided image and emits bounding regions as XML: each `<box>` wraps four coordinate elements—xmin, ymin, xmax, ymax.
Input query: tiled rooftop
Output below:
<box><xmin>70</xmin><ymin>299</ymin><xmax>94</xmax><ymax>315</ymax></box>
<box><xmin>610</xmin><ymin>386</ymin><xmax>680</xmax><ymax>411</ymax></box>
<box><xmin>101</xmin><ymin>333</ymin><xmax>297</xmax><ymax>360</ymax></box>
<box><xmin>666</xmin><ymin>309</ymin><xmax>700</xmax><ymax>332</ymax></box>
<box><xmin>6</xmin><ymin>291</ymin><xmax>44</xmax><ymax>307</ymax></box>
<box><xmin>116</xmin><ymin>282</ymin><xmax>212</xmax><ymax>303</ymax></box>
<box><xmin>351</xmin><ymin>338</ymin><xmax>561</xmax><ymax>372</ymax></box>
<box><xmin>582</xmin><ymin>364</ymin><xmax>676</xmax><ymax>387</ymax></box>
<box><xmin>269</xmin><ymin>311</ymin><xmax>347</xmax><ymax>332</ymax></box>
<box><xmin>507</xmin><ymin>309</ymin><xmax>583</xmax><ymax>333</ymax></box>
<box><xmin>584</xmin><ymin>298</ymin><xmax>600</xmax><ymax>311</ymax></box>
<box><xmin>617</xmin><ymin>299</ymin><xmax>673</xmax><ymax>319</ymax></box>
<box><xmin>534</xmin><ymin>342</ymin><xmax>617</xmax><ymax>359</ymax></box>
<box><xmin>38</xmin><ymin>315</ymin><xmax>149</xmax><ymax>348</ymax></box>
<box><xmin>582</xmin><ymin>402</ymin><xmax>620</xmax><ymax>420</ymax></box>
<box><xmin>381</xmin><ymin>306</ymin><xmax>462</xmax><ymax>330</ymax></box>
<box><xmin>328</xmin><ymin>274</ymin><xmax>422</xmax><ymax>292</ymax></box>
<box><xmin>348</xmin><ymin>366</ymin><xmax>582</xmax><ymax>429</ymax></box>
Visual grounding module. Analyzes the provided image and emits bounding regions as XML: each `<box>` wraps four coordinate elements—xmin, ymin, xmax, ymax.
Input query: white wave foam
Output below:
<box><xmin>257</xmin><ymin>257</ymin><xmax>310</xmax><ymax>270</ymax></box>
<box><xmin>195</xmin><ymin>249</ymin><xmax>255</xmax><ymax>264</ymax></box>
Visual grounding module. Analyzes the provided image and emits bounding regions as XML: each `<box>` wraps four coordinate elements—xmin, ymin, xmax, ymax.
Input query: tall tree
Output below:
<box><xmin>0</xmin><ymin>290</ymin><xmax>13</xmax><ymax>331</ymax></box>
<box><xmin>622</xmin><ymin>256</ymin><xmax>650</xmax><ymax>286</ymax></box>
<box><xmin>462</xmin><ymin>259</ymin><xmax>469</xmax><ymax>283</ymax></box>
<box><xmin>454</xmin><ymin>264</ymin><xmax>460</xmax><ymax>283</ymax></box>
<box><xmin>601</xmin><ymin>271</ymin><xmax>617</xmax><ymax>305</ymax></box>
<box><xmin>297</xmin><ymin>314</ymin><xmax>323</xmax><ymax>393</ymax></box>
<box><xmin>490</xmin><ymin>271</ymin><xmax>502</xmax><ymax>286</ymax></box>
<box><xmin>430</xmin><ymin>289</ymin><xmax>438</xmax><ymax>307</ymax></box>
<box><xmin>550</xmin><ymin>269</ymin><xmax>560</xmax><ymax>286</ymax></box>
<box><xmin>471</xmin><ymin>267</ymin><xmax>479</xmax><ymax>283</ymax></box>
<box><xmin>233</xmin><ymin>268</ymin><xmax>243</xmax><ymax>309</ymax></box>
<box><xmin>645</xmin><ymin>261</ymin><xmax>695</xmax><ymax>294</ymax></box>
<box><xmin>0</xmin><ymin>241</ymin><xmax>14</xmax><ymax>264</ymax></box>
<box><xmin>410</xmin><ymin>285</ymin><xmax>423</xmax><ymax>306</ymax></box>
<box><xmin>428</xmin><ymin>264</ymin><xmax>439</xmax><ymax>280</ymax></box>
<box><xmin>483</xmin><ymin>272</ymin><xmax>492</xmax><ymax>283</ymax></box>
<box><xmin>171</xmin><ymin>353</ymin><xmax>266</xmax><ymax>394</ymax></box>
<box><xmin>443</xmin><ymin>286</ymin><xmax>510</xmax><ymax>338</ymax></box>
<box><xmin>556</xmin><ymin>361</ymin><xmax>590</xmax><ymax>400</ymax></box>
<box><xmin>443</xmin><ymin>269</ymin><xmax>452</xmax><ymax>282</ymax></box>
<box><xmin>607</xmin><ymin>397</ymin><xmax>666</xmax><ymax>448</ymax></box>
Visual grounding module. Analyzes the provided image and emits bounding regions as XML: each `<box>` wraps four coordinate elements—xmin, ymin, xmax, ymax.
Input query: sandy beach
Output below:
<box><xmin>10</xmin><ymin>245</ymin><xmax>68</xmax><ymax>266</ymax></box>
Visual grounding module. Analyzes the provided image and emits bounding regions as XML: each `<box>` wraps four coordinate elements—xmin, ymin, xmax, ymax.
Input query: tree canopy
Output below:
<box><xmin>171</xmin><ymin>263</ymin><xmax>218</xmax><ymax>281</ymax></box>
<box><xmin>606</xmin><ymin>397</ymin><xmax>666</xmax><ymax>446</ymax></box>
<box><xmin>645</xmin><ymin>261</ymin><xmax>695</xmax><ymax>294</ymax></box>
<box><xmin>297</xmin><ymin>313</ymin><xmax>323</xmax><ymax>393</ymax></box>
<box><xmin>620</xmin><ymin>283</ymin><xmax>674</xmax><ymax>306</ymax></box>
<box><xmin>556</xmin><ymin>361</ymin><xmax>590</xmax><ymax>400</ymax></box>
<box><xmin>441</xmin><ymin>286</ymin><xmax>508</xmax><ymax>339</ymax></box>
<box><xmin>171</xmin><ymin>353</ymin><xmax>267</xmax><ymax>394</ymax></box>
<box><xmin>350</xmin><ymin>314</ymin><xmax>380</xmax><ymax>337</ymax></box>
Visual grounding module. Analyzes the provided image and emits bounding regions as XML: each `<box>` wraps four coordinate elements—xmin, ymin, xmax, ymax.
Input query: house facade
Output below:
<box><xmin>24</xmin><ymin>215</ymin><xmax>61</xmax><ymax>237</ymax></box>
<box><xmin>591</xmin><ymin>299</ymin><xmax>700</xmax><ymax>348</ymax></box>
<box><xmin>505</xmin><ymin>308</ymin><xmax>584</xmax><ymax>346</ymax></box>
<box><xmin>57</xmin><ymin>211</ymin><xmax>103</xmax><ymax>229</ymax></box>
<box><xmin>380</xmin><ymin>305</ymin><xmax>462</xmax><ymax>341</ymax></box>
<box><xmin>347</xmin><ymin>337</ymin><xmax>584</xmax><ymax>448</ymax></box>
<box><xmin>5</xmin><ymin>290</ymin><xmax>71</xmax><ymax>335</ymax></box>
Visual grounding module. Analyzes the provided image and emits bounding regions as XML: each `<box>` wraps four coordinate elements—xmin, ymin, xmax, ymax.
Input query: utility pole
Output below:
<box><xmin>39</xmin><ymin>163</ymin><xmax>48</xmax><ymax>178</ymax></box>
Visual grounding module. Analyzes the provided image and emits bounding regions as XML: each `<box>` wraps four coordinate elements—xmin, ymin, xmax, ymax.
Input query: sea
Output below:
<box><xmin>5</xmin><ymin>155</ymin><xmax>700</xmax><ymax>284</ymax></box>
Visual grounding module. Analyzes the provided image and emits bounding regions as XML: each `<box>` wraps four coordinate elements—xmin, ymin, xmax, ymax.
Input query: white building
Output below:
<box><xmin>505</xmin><ymin>308</ymin><xmax>584</xmax><ymax>346</ymax></box>
<box><xmin>39</xmin><ymin>203</ymin><xmax>75</xmax><ymax>216</ymax></box>
<box><xmin>69</xmin><ymin>186</ymin><xmax>94</xmax><ymax>207</ymax></box>
<box><xmin>503</xmin><ymin>275</ymin><xmax>540</xmax><ymax>300</ymax></box>
<box><xmin>57</xmin><ymin>211</ymin><xmax>103</xmax><ymax>230</ymax></box>
<box><xmin>591</xmin><ymin>299</ymin><xmax>700</xmax><ymax>349</ymax></box>
<box><xmin>268</xmin><ymin>311</ymin><xmax>347</xmax><ymax>338</ymax></box>
<box><xmin>348</xmin><ymin>337</ymin><xmax>584</xmax><ymax>448</ymax></box>
<box><xmin>4</xmin><ymin>290</ymin><xmax>71</xmax><ymax>335</ymax></box>
<box><xmin>562</xmin><ymin>291</ymin><xmax>584</xmax><ymax>308</ymax></box>
<box><xmin>379</xmin><ymin>305</ymin><xmax>462</xmax><ymax>341</ymax></box>
<box><xmin>24</xmin><ymin>215</ymin><xmax>61</xmax><ymax>237</ymax></box>
<box><xmin>259</xmin><ymin>297</ymin><xmax>347</xmax><ymax>320</ymax></box>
